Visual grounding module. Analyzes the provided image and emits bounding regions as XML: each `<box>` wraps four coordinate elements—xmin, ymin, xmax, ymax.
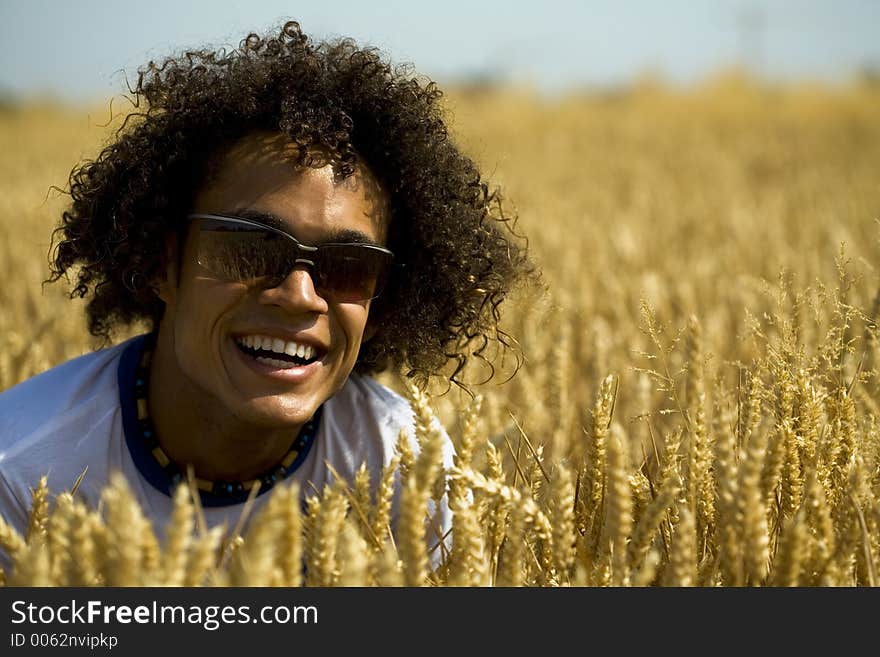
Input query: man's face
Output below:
<box><xmin>156</xmin><ymin>132</ymin><xmax>389</xmax><ymax>431</ymax></box>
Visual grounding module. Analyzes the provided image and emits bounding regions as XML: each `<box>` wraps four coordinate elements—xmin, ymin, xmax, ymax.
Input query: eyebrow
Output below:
<box><xmin>229</xmin><ymin>209</ymin><xmax>384</xmax><ymax>247</ymax></box>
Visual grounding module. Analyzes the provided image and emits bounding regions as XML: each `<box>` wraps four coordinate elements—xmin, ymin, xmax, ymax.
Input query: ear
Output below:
<box><xmin>155</xmin><ymin>232</ymin><xmax>180</xmax><ymax>305</ymax></box>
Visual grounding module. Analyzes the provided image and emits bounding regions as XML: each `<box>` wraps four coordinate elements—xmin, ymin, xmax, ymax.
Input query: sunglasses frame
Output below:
<box><xmin>186</xmin><ymin>213</ymin><xmax>394</xmax><ymax>301</ymax></box>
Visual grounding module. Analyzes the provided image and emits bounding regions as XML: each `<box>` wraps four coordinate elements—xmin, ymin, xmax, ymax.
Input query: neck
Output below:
<box><xmin>147</xmin><ymin>330</ymin><xmax>303</xmax><ymax>482</ymax></box>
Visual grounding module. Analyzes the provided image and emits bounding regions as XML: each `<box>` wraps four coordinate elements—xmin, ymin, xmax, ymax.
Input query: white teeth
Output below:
<box><xmin>255</xmin><ymin>356</ymin><xmax>297</xmax><ymax>370</ymax></box>
<box><xmin>236</xmin><ymin>334</ymin><xmax>320</xmax><ymax>362</ymax></box>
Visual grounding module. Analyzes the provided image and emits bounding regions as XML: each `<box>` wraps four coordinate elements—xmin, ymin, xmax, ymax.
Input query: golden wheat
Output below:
<box><xmin>2</xmin><ymin>76</ymin><xmax>880</xmax><ymax>585</ymax></box>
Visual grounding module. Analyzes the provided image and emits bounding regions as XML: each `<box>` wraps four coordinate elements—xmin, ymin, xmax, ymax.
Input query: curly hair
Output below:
<box><xmin>48</xmin><ymin>21</ymin><xmax>533</xmax><ymax>383</ymax></box>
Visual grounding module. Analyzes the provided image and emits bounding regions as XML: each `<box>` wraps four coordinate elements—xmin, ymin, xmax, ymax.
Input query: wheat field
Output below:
<box><xmin>1</xmin><ymin>73</ymin><xmax>879</xmax><ymax>586</ymax></box>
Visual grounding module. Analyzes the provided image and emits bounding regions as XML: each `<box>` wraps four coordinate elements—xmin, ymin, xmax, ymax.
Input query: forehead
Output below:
<box><xmin>192</xmin><ymin>132</ymin><xmax>389</xmax><ymax>243</ymax></box>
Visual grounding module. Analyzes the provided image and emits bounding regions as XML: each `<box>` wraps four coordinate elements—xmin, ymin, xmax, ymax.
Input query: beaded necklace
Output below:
<box><xmin>132</xmin><ymin>334</ymin><xmax>320</xmax><ymax>500</ymax></box>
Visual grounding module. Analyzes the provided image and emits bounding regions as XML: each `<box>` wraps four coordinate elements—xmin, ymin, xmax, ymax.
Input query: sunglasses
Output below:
<box><xmin>186</xmin><ymin>213</ymin><xmax>394</xmax><ymax>302</ymax></box>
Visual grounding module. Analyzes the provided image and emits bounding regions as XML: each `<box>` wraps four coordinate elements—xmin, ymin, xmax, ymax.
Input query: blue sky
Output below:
<box><xmin>1</xmin><ymin>0</ymin><xmax>878</xmax><ymax>102</ymax></box>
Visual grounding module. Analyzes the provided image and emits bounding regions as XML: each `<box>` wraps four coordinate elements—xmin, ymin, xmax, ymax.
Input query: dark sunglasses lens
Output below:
<box><xmin>196</xmin><ymin>221</ymin><xmax>289</xmax><ymax>285</ymax></box>
<box><xmin>314</xmin><ymin>245</ymin><xmax>392</xmax><ymax>302</ymax></box>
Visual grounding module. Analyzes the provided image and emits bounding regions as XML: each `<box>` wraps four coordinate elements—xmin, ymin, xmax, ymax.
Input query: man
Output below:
<box><xmin>0</xmin><ymin>22</ymin><xmax>530</xmax><ymax>574</ymax></box>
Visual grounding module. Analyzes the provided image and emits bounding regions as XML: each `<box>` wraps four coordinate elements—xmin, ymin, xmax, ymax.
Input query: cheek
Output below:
<box><xmin>175</xmin><ymin>279</ymin><xmax>249</xmax><ymax>330</ymax></box>
<box><xmin>334</xmin><ymin>303</ymin><xmax>372</xmax><ymax>352</ymax></box>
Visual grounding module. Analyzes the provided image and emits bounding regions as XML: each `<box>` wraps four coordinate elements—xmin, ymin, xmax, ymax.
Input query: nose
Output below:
<box><xmin>258</xmin><ymin>264</ymin><xmax>330</xmax><ymax>314</ymax></box>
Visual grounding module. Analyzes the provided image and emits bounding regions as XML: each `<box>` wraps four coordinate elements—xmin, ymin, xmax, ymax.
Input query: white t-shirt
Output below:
<box><xmin>0</xmin><ymin>334</ymin><xmax>452</xmax><ymax>575</ymax></box>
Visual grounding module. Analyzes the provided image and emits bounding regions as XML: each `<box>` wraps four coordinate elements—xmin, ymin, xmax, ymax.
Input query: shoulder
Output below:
<box><xmin>324</xmin><ymin>373</ymin><xmax>454</xmax><ymax>466</ymax></box>
<box><xmin>0</xmin><ymin>336</ymin><xmax>143</xmax><ymax>555</ymax></box>
<box><xmin>0</xmin><ymin>342</ymin><xmax>128</xmax><ymax>438</ymax></box>
<box><xmin>0</xmin><ymin>338</ymin><xmax>135</xmax><ymax>449</ymax></box>
<box><xmin>332</xmin><ymin>373</ymin><xmax>415</xmax><ymax>428</ymax></box>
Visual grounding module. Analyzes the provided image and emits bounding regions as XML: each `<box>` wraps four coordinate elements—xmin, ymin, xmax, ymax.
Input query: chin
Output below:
<box><xmin>246</xmin><ymin>396</ymin><xmax>322</xmax><ymax>428</ymax></box>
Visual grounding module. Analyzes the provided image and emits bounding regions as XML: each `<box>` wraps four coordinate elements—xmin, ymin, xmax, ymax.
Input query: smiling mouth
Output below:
<box><xmin>234</xmin><ymin>337</ymin><xmax>322</xmax><ymax>369</ymax></box>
